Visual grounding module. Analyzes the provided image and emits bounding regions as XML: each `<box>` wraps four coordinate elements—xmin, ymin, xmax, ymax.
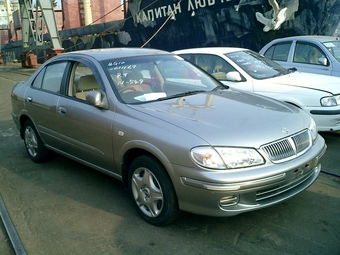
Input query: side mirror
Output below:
<box><xmin>226</xmin><ymin>71</ymin><xmax>243</xmax><ymax>82</ymax></box>
<box><xmin>318</xmin><ymin>57</ymin><xmax>328</xmax><ymax>66</ymax></box>
<box><xmin>86</xmin><ymin>90</ymin><xmax>109</xmax><ymax>109</ymax></box>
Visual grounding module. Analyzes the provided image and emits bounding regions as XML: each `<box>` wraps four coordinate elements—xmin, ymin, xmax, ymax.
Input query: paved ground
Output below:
<box><xmin>0</xmin><ymin>64</ymin><xmax>339</xmax><ymax>255</ymax></box>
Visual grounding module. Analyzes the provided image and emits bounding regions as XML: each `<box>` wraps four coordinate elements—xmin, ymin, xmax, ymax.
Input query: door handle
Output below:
<box><xmin>58</xmin><ymin>107</ymin><xmax>67</xmax><ymax>115</ymax></box>
<box><xmin>27</xmin><ymin>96</ymin><xmax>32</xmax><ymax>103</ymax></box>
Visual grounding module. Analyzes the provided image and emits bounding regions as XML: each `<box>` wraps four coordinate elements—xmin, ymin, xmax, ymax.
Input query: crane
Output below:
<box><xmin>19</xmin><ymin>0</ymin><xmax>63</xmax><ymax>67</ymax></box>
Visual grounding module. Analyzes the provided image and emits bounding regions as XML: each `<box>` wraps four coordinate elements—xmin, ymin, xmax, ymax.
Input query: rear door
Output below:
<box><xmin>24</xmin><ymin>61</ymin><xmax>67</xmax><ymax>147</ymax></box>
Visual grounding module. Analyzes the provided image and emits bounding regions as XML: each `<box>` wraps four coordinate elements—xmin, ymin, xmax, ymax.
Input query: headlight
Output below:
<box><xmin>320</xmin><ymin>96</ymin><xmax>337</xmax><ymax>106</ymax></box>
<box><xmin>190</xmin><ymin>147</ymin><xmax>226</xmax><ymax>169</ymax></box>
<box><xmin>309</xmin><ymin>118</ymin><xmax>318</xmax><ymax>141</ymax></box>
<box><xmin>335</xmin><ymin>95</ymin><xmax>340</xmax><ymax>105</ymax></box>
<box><xmin>190</xmin><ymin>146</ymin><xmax>264</xmax><ymax>170</ymax></box>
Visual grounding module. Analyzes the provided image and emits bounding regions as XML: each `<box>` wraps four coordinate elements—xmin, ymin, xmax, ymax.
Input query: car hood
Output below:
<box><xmin>266</xmin><ymin>72</ymin><xmax>340</xmax><ymax>93</ymax></box>
<box><xmin>131</xmin><ymin>89</ymin><xmax>311</xmax><ymax>148</ymax></box>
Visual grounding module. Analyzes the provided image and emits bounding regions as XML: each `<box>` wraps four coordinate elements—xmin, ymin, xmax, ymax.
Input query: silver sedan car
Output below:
<box><xmin>11</xmin><ymin>48</ymin><xmax>326</xmax><ymax>225</ymax></box>
<box><xmin>260</xmin><ymin>36</ymin><xmax>340</xmax><ymax>77</ymax></box>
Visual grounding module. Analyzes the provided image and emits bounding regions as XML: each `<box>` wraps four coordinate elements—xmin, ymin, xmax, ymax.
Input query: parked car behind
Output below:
<box><xmin>259</xmin><ymin>36</ymin><xmax>340</xmax><ymax>77</ymax></box>
<box><xmin>173</xmin><ymin>47</ymin><xmax>340</xmax><ymax>133</ymax></box>
<box><xmin>11</xmin><ymin>48</ymin><xmax>326</xmax><ymax>226</ymax></box>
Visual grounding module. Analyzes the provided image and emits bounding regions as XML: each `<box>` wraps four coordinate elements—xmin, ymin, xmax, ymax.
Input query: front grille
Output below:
<box><xmin>261</xmin><ymin>130</ymin><xmax>311</xmax><ymax>163</ymax></box>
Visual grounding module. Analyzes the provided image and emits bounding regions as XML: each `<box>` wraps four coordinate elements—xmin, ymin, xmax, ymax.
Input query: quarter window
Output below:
<box><xmin>32</xmin><ymin>69</ymin><xmax>45</xmax><ymax>89</ymax></box>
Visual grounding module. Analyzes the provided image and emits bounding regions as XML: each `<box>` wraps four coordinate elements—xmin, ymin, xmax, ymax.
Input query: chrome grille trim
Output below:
<box><xmin>260</xmin><ymin>130</ymin><xmax>312</xmax><ymax>163</ymax></box>
<box><xmin>293</xmin><ymin>130</ymin><xmax>311</xmax><ymax>153</ymax></box>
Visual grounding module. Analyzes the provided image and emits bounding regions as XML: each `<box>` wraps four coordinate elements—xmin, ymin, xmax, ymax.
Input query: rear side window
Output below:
<box><xmin>264</xmin><ymin>42</ymin><xmax>291</xmax><ymax>61</ymax></box>
<box><xmin>32</xmin><ymin>62</ymin><xmax>67</xmax><ymax>93</ymax></box>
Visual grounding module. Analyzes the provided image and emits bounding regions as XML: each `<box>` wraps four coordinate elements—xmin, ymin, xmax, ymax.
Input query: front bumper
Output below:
<box><xmin>307</xmin><ymin>106</ymin><xmax>340</xmax><ymax>132</ymax></box>
<box><xmin>171</xmin><ymin>135</ymin><xmax>326</xmax><ymax>217</ymax></box>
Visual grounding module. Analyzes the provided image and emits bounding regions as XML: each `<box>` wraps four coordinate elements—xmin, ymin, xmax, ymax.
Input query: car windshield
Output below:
<box><xmin>225</xmin><ymin>50</ymin><xmax>289</xmax><ymax>79</ymax></box>
<box><xmin>323</xmin><ymin>40</ymin><xmax>340</xmax><ymax>61</ymax></box>
<box><xmin>102</xmin><ymin>55</ymin><xmax>224</xmax><ymax>104</ymax></box>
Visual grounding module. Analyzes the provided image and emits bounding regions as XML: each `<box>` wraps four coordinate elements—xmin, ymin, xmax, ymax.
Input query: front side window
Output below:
<box><xmin>294</xmin><ymin>42</ymin><xmax>327</xmax><ymax>65</ymax></box>
<box><xmin>192</xmin><ymin>54</ymin><xmax>237</xmax><ymax>81</ymax></box>
<box><xmin>68</xmin><ymin>62</ymin><xmax>101</xmax><ymax>101</ymax></box>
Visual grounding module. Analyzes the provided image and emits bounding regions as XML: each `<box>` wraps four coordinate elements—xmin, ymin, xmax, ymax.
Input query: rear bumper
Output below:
<box><xmin>11</xmin><ymin>112</ymin><xmax>22</xmax><ymax>135</ymax></box>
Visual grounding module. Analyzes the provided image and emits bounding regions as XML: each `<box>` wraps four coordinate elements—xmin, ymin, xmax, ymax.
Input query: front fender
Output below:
<box><xmin>116</xmin><ymin>139</ymin><xmax>178</xmax><ymax>188</ymax></box>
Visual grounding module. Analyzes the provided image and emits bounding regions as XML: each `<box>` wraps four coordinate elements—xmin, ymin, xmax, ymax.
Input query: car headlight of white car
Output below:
<box><xmin>309</xmin><ymin>118</ymin><xmax>318</xmax><ymax>141</ymax></box>
<box><xmin>335</xmin><ymin>95</ymin><xmax>340</xmax><ymax>104</ymax></box>
<box><xmin>320</xmin><ymin>95</ymin><xmax>340</xmax><ymax>106</ymax></box>
<box><xmin>190</xmin><ymin>146</ymin><xmax>265</xmax><ymax>170</ymax></box>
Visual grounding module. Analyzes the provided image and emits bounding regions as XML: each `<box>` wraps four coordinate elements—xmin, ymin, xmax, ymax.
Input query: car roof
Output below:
<box><xmin>268</xmin><ymin>35</ymin><xmax>340</xmax><ymax>43</ymax></box>
<box><xmin>55</xmin><ymin>48</ymin><xmax>171</xmax><ymax>61</ymax></box>
<box><xmin>173</xmin><ymin>47</ymin><xmax>248</xmax><ymax>55</ymax></box>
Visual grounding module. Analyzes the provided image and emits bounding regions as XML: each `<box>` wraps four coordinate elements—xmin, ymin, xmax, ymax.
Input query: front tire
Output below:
<box><xmin>23</xmin><ymin>120</ymin><xmax>50</xmax><ymax>163</ymax></box>
<box><xmin>128</xmin><ymin>155</ymin><xmax>179</xmax><ymax>226</ymax></box>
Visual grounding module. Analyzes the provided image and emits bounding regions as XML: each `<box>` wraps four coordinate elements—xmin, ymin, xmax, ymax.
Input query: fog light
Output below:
<box><xmin>219</xmin><ymin>195</ymin><xmax>239</xmax><ymax>207</ymax></box>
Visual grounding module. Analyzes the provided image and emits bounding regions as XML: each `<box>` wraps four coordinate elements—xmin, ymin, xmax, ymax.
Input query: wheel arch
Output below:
<box><xmin>121</xmin><ymin>148</ymin><xmax>148</xmax><ymax>189</ymax></box>
<box><xmin>19</xmin><ymin>114</ymin><xmax>31</xmax><ymax>139</ymax></box>
<box><xmin>120</xmin><ymin>143</ymin><xmax>174</xmax><ymax>190</ymax></box>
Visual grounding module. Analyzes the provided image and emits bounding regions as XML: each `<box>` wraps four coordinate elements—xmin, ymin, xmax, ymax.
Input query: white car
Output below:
<box><xmin>173</xmin><ymin>47</ymin><xmax>340</xmax><ymax>132</ymax></box>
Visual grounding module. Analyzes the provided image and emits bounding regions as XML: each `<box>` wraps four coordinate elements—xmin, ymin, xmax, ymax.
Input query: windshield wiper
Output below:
<box><xmin>157</xmin><ymin>90</ymin><xmax>206</xmax><ymax>101</ymax></box>
<box><xmin>271</xmin><ymin>73</ymin><xmax>283</xmax><ymax>78</ymax></box>
<box><xmin>212</xmin><ymin>85</ymin><xmax>229</xmax><ymax>91</ymax></box>
<box><xmin>272</xmin><ymin>67</ymin><xmax>295</xmax><ymax>78</ymax></box>
<box><xmin>288</xmin><ymin>67</ymin><xmax>297</xmax><ymax>73</ymax></box>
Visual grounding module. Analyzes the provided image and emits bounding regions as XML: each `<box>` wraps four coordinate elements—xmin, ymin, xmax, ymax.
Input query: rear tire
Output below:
<box><xmin>128</xmin><ymin>155</ymin><xmax>180</xmax><ymax>226</ymax></box>
<box><xmin>23</xmin><ymin>120</ymin><xmax>50</xmax><ymax>163</ymax></box>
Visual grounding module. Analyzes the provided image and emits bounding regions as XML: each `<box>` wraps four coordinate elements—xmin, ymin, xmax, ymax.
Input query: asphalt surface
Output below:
<box><xmin>0</xmin><ymin>63</ymin><xmax>339</xmax><ymax>255</ymax></box>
